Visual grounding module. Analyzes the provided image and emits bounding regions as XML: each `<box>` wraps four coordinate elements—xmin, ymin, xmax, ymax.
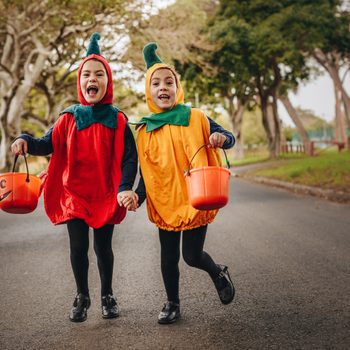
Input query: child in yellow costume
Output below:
<box><xmin>129</xmin><ymin>43</ymin><xmax>235</xmax><ymax>324</ymax></box>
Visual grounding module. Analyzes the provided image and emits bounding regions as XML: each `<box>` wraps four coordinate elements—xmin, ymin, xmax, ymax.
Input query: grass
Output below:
<box><xmin>247</xmin><ymin>150</ymin><xmax>350</xmax><ymax>193</ymax></box>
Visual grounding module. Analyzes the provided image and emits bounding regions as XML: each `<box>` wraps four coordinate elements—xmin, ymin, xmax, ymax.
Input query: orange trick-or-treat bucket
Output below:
<box><xmin>184</xmin><ymin>145</ymin><xmax>231</xmax><ymax>211</ymax></box>
<box><xmin>0</xmin><ymin>154</ymin><xmax>43</xmax><ymax>214</ymax></box>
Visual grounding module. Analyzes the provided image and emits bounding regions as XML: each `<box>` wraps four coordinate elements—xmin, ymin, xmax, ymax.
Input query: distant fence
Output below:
<box><xmin>280</xmin><ymin>136</ymin><xmax>350</xmax><ymax>156</ymax></box>
<box><xmin>280</xmin><ymin>142</ymin><xmax>306</xmax><ymax>154</ymax></box>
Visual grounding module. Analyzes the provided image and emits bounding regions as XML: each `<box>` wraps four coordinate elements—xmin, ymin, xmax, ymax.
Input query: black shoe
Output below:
<box><xmin>158</xmin><ymin>301</ymin><xmax>180</xmax><ymax>324</ymax></box>
<box><xmin>69</xmin><ymin>293</ymin><xmax>91</xmax><ymax>322</ymax></box>
<box><xmin>101</xmin><ymin>294</ymin><xmax>119</xmax><ymax>319</ymax></box>
<box><xmin>213</xmin><ymin>265</ymin><xmax>235</xmax><ymax>305</ymax></box>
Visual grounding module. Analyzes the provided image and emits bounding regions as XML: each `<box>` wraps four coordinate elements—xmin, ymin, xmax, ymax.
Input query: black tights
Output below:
<box><xmin>158</xmin><ymin>225</ymin><xmax>221</xmax><ymax>304</ymax></box>
<box><xmin>67</xmin><ymin>219</ymin><xmax>115</xmax><ymax>297</ymax></box>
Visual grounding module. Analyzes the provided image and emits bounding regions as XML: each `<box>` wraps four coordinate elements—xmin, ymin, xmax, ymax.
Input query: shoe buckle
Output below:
<box><xmin>219</xmin><ymin>271</ymin><xmax>226</xmax><ymax>278</ymax></box>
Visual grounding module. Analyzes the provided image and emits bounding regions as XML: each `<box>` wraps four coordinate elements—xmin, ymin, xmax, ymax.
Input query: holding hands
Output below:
<box><xmin>208</xmin><ymin>132</ymin><xmax>227</xmax><ymax>148</ymax></box>
<box><xmin>117</xmin><ymin>191</ymin><xmax>139</xmax><ymax>211</ymax></box>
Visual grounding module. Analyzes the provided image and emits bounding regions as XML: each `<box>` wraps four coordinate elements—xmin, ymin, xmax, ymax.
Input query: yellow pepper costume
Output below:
<box><xmin>137</xmin><ymin>43</ymin><xmax>222</xmax><ymax>231</ymax></box>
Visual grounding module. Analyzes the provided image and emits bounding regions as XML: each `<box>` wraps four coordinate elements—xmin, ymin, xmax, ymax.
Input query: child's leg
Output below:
<box><xmin>67</xmin><ymin>219</ymin><xmax>90</xmax><ymax>295</ymax></box>
<box><xmin>93</xmin><ymin>224</ymin><xmax>114</xmax><ymax>296</ymax></box>
<box><xmin>183</xmin><ymin>225</ymin><xmax>235</xmax><ymax>305</ymax></box>
<box><xmin>182</xmin><ymin>225</ymin><xmax>221</xmax><ymax>279</ymax></box>
<box><xmin>158</xmin><ymin>229</ymin><xmax>181</xmax><ymax>304</ymax></box>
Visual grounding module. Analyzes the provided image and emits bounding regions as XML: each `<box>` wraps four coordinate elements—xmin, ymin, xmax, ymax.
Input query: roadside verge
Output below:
<box><xmin>231</xmin><ymin>162</ymin><xmax>350</xmax><ymax>204</ymax></box>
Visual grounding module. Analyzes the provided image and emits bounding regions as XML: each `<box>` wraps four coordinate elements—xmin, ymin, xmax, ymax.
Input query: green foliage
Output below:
<box><xmin>113</xmin><ymin>82</ymin><xmax>143</xmax><ymax>115</ymax></box>
<box><xmin>277</xmin><ymin>152</ymin><xmax>309</xmax><ymax>160</ymax></box>
<box><xmin>21</xmin><ymin>120</ymin><xmax>45</xmax><ymax>138</ymax></box>
<box><xmin>6</xmin><ymin>0</ymin><xmax>348</xmax><ymax>147</ymax></box>
<box><xmin>242</xmin><ymin>109</ymin><xmax>267</xmax><ymax>146</ymax></box>
<box><xmin>208</xmin><ymin>0</ymin><xmax>313</xmax><ymax>94</ymax></box>
<box><xmin>283</xmin><ymin>126</ymin><xmax>295</xmax><ymax>142</ymax></box>
<box><xmin>177</xmin><ymin>0</ymin><xmax>348</xmax><ymax>117</ymax></box>
<box><xmin>281</xmin><ymin>0</ymin><xmax>349</xmax><ymax>56</ymax></box>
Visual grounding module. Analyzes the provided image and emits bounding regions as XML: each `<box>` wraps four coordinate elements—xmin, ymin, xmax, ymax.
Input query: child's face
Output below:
<box><xmin>80</xmin><ymin>59</ymin><xmax>108</xmax><ymax>104</ymax></box>
<box><xmin>150</xmin><ymin>68</ymin><xmax>177</xmax><ymax>110</ymax></box>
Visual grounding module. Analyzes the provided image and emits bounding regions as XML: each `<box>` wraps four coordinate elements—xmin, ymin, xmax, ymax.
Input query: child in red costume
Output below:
<box><xmin>11</xmin><ymin>33</ymin><xmax>138</xmax><ymax>322</ymax></box>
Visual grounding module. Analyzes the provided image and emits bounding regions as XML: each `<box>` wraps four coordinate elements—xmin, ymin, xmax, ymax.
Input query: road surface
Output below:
<box><xmin>1</xmin><ymin>178</ymin><xmax>349</xmax><ymax>349</ymax></box>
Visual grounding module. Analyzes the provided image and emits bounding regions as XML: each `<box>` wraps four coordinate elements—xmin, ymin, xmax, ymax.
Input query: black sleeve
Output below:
<box><xmin>16</xmin><ymin>127</ymin><xmax>54</xmax><ymax>156</ymax></box>
<box><xmin>208</xmin><ymin>117</ymin><xmax>235</xmax><ymax>149</ymax></box>
<box><xmin>118</xmin><ymin>123</ymin><xmax>138</xmax><ymax>192</ymax></box>
<box><xmin>135</xmin><ymin>168</ymin><xmax>147</xmax><ymax>206</ymax></box>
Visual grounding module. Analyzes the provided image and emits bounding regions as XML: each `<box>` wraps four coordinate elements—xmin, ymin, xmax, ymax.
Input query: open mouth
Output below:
<box><xmin>158</xmin><ymin>94</ymin><xmax>170</xmax><ymax>101</ymax></box>
<box><xmin>87</xmin><ymin>85</ymin><xmax>99</xmax><ymax>96</ymax></box>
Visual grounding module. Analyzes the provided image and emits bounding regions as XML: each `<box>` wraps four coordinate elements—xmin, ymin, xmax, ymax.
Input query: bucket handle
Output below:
<box><xmin>185</xmin><ymin>144</ymin><xmax>230</xmax><ymax>176</ymax></box>
<box><xmin>12</xmin><ymin>149</ymin><xmax>30</xmax><ymax>183</ymax></box>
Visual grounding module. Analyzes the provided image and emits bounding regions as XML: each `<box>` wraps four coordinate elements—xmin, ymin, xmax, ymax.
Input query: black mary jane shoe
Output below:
<box><xmin>213</xmin><ymin>265</ymin><xmax>235</xmax><ymax>305</ymax></box>
<box><xmin>69</xmin><ymin>293</ymin><xmax>91</xmax><ymax>322</ymax></box>
<box><xmin>101</xmin><ymin>294</ymin><xmax>119</xmax><ymax>319</ymax></box>
<box><xmin>158</xmin><ymin>301</ymin><xmax>180</xmax><ymax>324</ymax></box>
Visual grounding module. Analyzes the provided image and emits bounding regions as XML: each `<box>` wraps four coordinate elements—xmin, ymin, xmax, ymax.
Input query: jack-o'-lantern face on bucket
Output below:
<box><xmin>0</xmin><ymin>178</ymin><xmax>11</xmax><ymax>202</ymax></box>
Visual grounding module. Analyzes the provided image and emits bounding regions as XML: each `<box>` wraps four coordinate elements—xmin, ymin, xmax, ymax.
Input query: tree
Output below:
<box><xmin>313</xmin><ymin>49</ymin><xmax>349</xmax><ymax>141</ymax></box>
<box><xmin>205</xmin><ymin>0</ymin><xmax>315</xmax><ymax>158</ymax></box>
<box><xmin>123</xmin><ymin>0</ymin><xmax>217</xmax><ymax>70</ymax></box>
<box><xmin>125</xmin><ymin>0</ymin><xmax>252</xmax><ymax>158</ymax></box>
<box><xmin>281</xmin><ymin>0</ymin><xmax>350</xmax><ymax>141</ymax></box>
<box><xmin>313</xmin><ymin>7</ymin><xmax>350</xmax><ymax>139</ymax></box>
<box><xmin>0</xmin><ymin>0</ymin><xmax>144</xmax><ymax>171</ymax></box>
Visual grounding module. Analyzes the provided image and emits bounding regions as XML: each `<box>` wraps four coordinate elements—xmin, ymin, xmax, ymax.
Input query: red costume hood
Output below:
<box><xmin>77</xmin><ymin>54</ymin><xmax>114</xmax><ymax>105</ymax></box>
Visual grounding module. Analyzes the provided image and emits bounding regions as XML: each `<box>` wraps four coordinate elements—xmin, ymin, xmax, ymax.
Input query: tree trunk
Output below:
<box><xmin>0</xmin><ymin>46</ymin><xmax>50</xmax><ymax>171</ymax></box>
<box><xmin>260</xmin><ymin>95</ymin><xmax>275</xmax><ymax>158</ymax></box>
<box><xmin>271</xmin><ymin>92</ymin><xmax>281</xmax><ymax>158</ymax></box>
<box><xmin>256</xmin><ymin>63</ymin><xmax>282</xmax><ymax>159</ymax></box>
<box><xmin>330</xmin><ymin>69</ymin><xmax>350</xmax><ymax>131</ymax></box>
<box><xmin>334</xmin><ymin>83</ymin><xmax>347</xmax><ymax>142</ymax></box>
<box><xmin>279</xmin><ymin>94</ymin><xmax>310</xmax><ymax>145</ymax></box>
<box><xmin>0</xmin><ymin>84</ymin><xmax>20</xmax><ymax>170</ymax></box>
<box><xmin>227</xmin><ymin>96</ymin><xmax>246</xmax><ymax>159</ymax></box>
<box><xmin>0</xmin><ymin>121</ymin><xmax>10</xmax><ymax>170</ymax></box>
<box><xmin>313</xmin><ymin>49</ymin><xmax>350</xmax><ymax>136</ymax></box>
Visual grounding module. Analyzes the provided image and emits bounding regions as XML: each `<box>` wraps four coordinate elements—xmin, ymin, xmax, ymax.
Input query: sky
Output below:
<box><xmin>278</xmin><ymin>71</ymin><xmax>350</xmax><ymax>127</ymax></box>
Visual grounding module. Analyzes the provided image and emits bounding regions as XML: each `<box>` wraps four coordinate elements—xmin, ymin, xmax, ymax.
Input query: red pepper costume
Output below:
<box><xmin>43</xmin><ymin>42</ymin><xmax>127</xmax><ymax>228</ymax></box>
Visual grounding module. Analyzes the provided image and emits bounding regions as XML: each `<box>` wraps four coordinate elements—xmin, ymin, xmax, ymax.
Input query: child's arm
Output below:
<box><xmin>118</xmin><ymin>124</ymin><xmax>138</xmax><ymax>209</ymax></box>
<box><xmin>11</xmin><ymin>127</ymin><xmax>54</xmax><ymax>156</ymax></box>
<box><xmin>135</xmin><ymin>168</ymin><xmax>146</xmax><ymax>207</ymax></box>
<box><xmin>208</xmin><ymin>117</ymin><xmax>235</xmax><ymax>149</ymax></box>
<box><xmin>118</xmin><ymin>124</ymin><xmax>137</xmax><ymax>192</ymax></box>
<box><xmin>119</xmin><ymin>169</ymin><xmax>147</xmax><ymax>211</ymax></box>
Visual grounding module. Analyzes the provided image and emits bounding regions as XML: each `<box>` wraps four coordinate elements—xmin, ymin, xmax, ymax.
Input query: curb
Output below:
<box><xmin>233</xmin><ymin>173</ymin><xmax>350</xmax><ymax>204</ymax></box>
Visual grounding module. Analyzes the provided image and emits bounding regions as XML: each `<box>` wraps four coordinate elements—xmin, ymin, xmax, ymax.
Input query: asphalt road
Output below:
<box><xmin>0</xmin><ymin>178</ymin><xmax>349</xmax><ymax>350</ymax></box>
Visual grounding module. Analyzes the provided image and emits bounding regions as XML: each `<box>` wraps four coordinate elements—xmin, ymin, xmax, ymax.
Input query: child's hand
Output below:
<box><xmin>209</xmin><ymin>132</ymin><xmax>227</xmax><ymax>148</ymax></box>
<box><xmin>117</xmin><ymin>191</ymin><xmax>139</xmax><ymax>211</ymax></box>
<box><xmin>11</xmin><ymin>138</ymin><xmax>28</xmax><ymax>155</ymax></box>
